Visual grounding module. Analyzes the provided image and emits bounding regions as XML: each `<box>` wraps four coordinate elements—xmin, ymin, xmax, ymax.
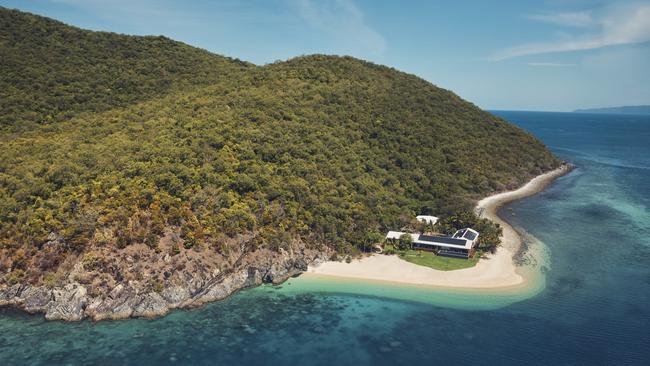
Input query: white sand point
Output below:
<box><xmin>307</xmin><ymin>164</ymin><xmax>572</xmax><ymax>289</ymax></box>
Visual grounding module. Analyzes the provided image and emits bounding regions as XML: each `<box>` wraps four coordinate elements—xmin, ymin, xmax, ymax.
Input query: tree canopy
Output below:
<box><xmin>0</xmin><ymin>8</ymin><xmax>559</xmax><ymax>286</ymax></box>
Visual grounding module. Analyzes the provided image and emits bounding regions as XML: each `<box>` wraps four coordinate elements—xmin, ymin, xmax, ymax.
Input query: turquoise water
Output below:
<box><xmin>1</xmin><ymin>111</ymin><xmax>649</xmax><ymax>365</ymax></box>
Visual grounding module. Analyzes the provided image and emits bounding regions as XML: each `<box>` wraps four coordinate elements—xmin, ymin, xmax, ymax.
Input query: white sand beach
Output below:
<box><xmin>306</xmin><ymin>164</ymin><xmax>572</xmax><ymax>289</ymax></box>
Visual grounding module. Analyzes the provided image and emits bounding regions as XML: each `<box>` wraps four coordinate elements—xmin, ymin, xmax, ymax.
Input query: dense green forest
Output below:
<box><xmin>0</xmin><ymin>8</ymin><xmax>559</xmax><ymax>286</ymax></box>
<box><xmin>0</xmin><ymin>8</ymin><xmax>250</xmax><ymax>130</ymax></box>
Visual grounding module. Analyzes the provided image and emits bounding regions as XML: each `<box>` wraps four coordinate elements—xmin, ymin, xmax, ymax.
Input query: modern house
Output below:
<box><xmin>385</xmin><ymin>228</ymin><xmax>480</xmax><ymax>259</ymax></box>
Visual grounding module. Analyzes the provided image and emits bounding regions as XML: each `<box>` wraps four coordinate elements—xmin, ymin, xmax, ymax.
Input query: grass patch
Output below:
<box><xmin>385</xmin><ymin>244</ymin><xmax>479</xmax><ymax>271</ymax></box>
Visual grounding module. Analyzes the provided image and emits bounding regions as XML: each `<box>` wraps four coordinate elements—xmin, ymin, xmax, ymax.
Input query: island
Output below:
<box><xmin>0</xmin><ymin>7</ymin><xmax>561</xmax><ymax>321</ymax></box>
<box><xmin>573</xmin><ymin>105</ymin><xmax>650</xmax><ymax>115</ymax></box>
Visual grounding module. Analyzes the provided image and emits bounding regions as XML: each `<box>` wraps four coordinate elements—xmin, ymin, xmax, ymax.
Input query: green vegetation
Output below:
<box><xmin>0</xmin><ymin>8</ymin><xmax>250</xmax><ymax>130</ymax></box>
<box><xmin>400</xmin><ymin>250</ymin><xmax>479</xmax><ymax>271</ymax></box>
<box><xmin>385</xmin><ymin>244</ymin><xmax>479</xmax><ymax>271</ymax></box>
<box><xmin>398</xmin><ymin>233</ymin><xmax>414</xmax><ymax>250</ymax></box>
<box><xmin>437</xmin><ymin>211</ymin><xmax>502</xmax><ymax>253</ymax></box>
<box><xmin>0</xmin><ymin>8</ymin><xmax>559</xmax><ymax>285</ymax></box>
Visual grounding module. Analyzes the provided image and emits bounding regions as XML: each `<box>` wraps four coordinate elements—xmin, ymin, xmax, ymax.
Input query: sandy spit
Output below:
<box><xmin>306</xmin><ymin>164</ymin><xmax>572</xmax><ymax>289</ymax></box>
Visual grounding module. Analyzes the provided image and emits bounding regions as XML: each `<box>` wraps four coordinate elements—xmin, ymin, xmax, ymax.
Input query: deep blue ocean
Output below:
<box><xmin>1</xmin><ymin>111</ymin><xmax>649</xmax><ymax>365</ymax></box>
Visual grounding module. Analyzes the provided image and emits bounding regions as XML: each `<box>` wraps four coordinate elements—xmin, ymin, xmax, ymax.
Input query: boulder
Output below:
<box><xmin>22</xmin><ymin>286</ymin><xmax>52</xmax><ymax>313</ymax></box>
<box><xmin>161</xmin><ymin>286</ymin><xmax>191</xmax><ymax>307</ymax></box>
<box><xmin>132</xmin><ymin>292</ymin><xmax>168</xmax><ymax>318</ymax></box>
<box><xmin>0</xmin><ymin>284</ymin><xmax>24</xmax><ymax>306</ymax></box>
<box><xmin>45</xmin><ymin>283</ymin><xmax>87</xmax><ymax>321</ymax></box>
<box><xmin>85</xmin><ymin>283</ymin><xmax>137</xmax><ymax>320</ymax></box>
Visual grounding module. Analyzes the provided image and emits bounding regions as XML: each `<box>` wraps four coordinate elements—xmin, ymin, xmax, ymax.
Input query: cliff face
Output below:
<box><xmin>0</xmin><ymin>243</ymin><xmax>329</xmax><ymax>321</ymax></box>
<box><xmin>1</xmin><ymin>8</ymin><xmax>560</xmax><ymax>320</ymax></box>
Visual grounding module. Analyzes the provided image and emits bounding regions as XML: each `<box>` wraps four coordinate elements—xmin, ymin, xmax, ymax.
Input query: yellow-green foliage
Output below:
<box><xmin>42</xmin><ymin>269</ymin><xmax>67</xmax><ymax>288</ymax></box>
<box><xmin>0</xmin><ymin>8</ymin><xmax>250</xmax><ymax>130</ymax></box>
<box><xmin>0</xmin><ymin>8</ymin><xmax>559</xmax><ymax>270</ymax></box>
<box><xmin>6</xmin><ymin>269</ymin><xmax>25</xmax><ymax>285</ymax></box>
<box><xmin>81</xmin><ymin>252</ymin><xmax>102</xmax><ymax>270</ymax></box>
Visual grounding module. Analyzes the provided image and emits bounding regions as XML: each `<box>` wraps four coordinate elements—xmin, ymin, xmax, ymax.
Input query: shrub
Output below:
<box><xmin>42</xmin><ymin>270</ymin><xmax>66</xmax><ymax>288</ymax></box>
<box><xmin>6</xmin><ymin>269</ymin><xmax>25</xmax><ymax>285</ymax></box>
<box><xmin>82</xmin><ymin>252</ymin><xmax>103</xmax><ymax>271</ymax></box>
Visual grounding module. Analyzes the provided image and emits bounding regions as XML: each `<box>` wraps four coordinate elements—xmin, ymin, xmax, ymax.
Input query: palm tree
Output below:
<box><xmin>364</xmin><ymin>231</ymin><xmax>384</xmax><ymax>253</ymax></box>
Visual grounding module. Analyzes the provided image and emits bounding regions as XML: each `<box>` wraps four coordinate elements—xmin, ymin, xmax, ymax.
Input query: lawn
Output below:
<box><xmin>385</xmin><ymin>245</ymin><xmax>480</xmax><ymax>271</ymax></box>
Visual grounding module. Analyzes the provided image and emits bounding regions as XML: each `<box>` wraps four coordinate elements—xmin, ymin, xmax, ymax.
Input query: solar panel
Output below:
<box><xmin>463</xmin><ymin>231</ymin><xmax>477</xmax><ymax>240</ymax></box>
<box><xmin>418</xmin><ymin>235</ymin><xmax>467</xmax><ymax>246</ymax></box>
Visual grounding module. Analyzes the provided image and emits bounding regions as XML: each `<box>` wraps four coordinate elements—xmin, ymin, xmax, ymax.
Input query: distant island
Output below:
<box><xmin>573</xmin><ymin>105</ymin><xmax>650</xmax><ymax>115</ymax></box>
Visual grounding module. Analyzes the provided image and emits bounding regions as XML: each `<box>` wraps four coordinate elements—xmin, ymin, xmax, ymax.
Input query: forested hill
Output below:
<box><xmin>0</xmin><ymin>8</ymin><xmax>559</xmax><ymax>292</ymax></box>
<box><xmin>0</xmin><ymin>7</ymin><xmax>250</xmax><ymax>129</ymax></box>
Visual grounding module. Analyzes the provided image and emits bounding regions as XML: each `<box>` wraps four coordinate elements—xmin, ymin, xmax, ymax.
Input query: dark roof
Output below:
<box><xmin>417</xmin><ymin>235</ymin><xmax>467</xmax><ymax>246</ymax></box>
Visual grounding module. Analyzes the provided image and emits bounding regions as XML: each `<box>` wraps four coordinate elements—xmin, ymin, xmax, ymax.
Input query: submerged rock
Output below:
<box><xmin>389</xmin><ymin>341</ymin><xmax>402</xmax><ymax>348</ymax></box>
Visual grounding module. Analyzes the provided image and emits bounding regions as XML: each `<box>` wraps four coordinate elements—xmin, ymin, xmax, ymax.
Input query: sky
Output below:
<box><xmin>2</xmin><ymin>0</ymin><xmax>649</xmax><ymax>111</ymax></box>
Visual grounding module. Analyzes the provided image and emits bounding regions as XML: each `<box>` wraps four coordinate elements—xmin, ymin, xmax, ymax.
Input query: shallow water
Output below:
<box><xmin>1</xmin><ymin>111</ymin><xmax>649</xmax><ymax>365</ymax></box>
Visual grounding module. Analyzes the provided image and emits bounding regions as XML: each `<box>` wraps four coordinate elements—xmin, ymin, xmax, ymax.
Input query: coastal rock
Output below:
<box><xmin>0</xmin><ymin>284</ymin><xmax>25</xmax><ymax>306</ymax></box>
<box><xmin>0</xmin><ymin>245</ymin><xmax>333</xmax><ymax>321</ymax></box>
<box><xmin>161</xmin><ymin>286</ymin><xmax>192</xmax><ymax>308</ymax></box>
<box><xmin>261</xmin><ymin>257</ymin><xmax>310</xmax><ymax>284</ymax></box>
<box><xmin>132</xmin><ymin>292</ymin><xmax>168</xmax><ymax>318</ymax></box>
<box><xmin>22</xmin><ymin>286</ymin><xmax>52</xmax><ymax>313</ymax></box>
<box><xmin>199</xmin><ymin>270</ymin><xmax>251</xmax><ymax>304</ymax></box>
<box><xmin>264</xmin><ymin>263</ymin><xmax>301</xmax><ymax>284</ymax></box>
<box><xmin>85</xmin><ymin>283</ymin><xmax>138</xmax><ymax>320</ymax></box>
<box><xmin>293</xmin><ymin>258</ymin><xmax>308</xmax><ymax>271</ymax></box>
<box><xmin>45</xmin><ymin>283</ymin><xmax>87</xmax><ymax>321</ymax></box>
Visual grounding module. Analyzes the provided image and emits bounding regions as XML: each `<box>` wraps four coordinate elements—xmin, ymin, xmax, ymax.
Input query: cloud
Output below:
<box><xmin>528</xmin><ymin>11</ymin><xmax>595</xmax><ymax>28</ymax></box>
<box><xmin>292</xmin><ymin>0</ymin><xmax>387</xmax><ymax>54</ymax></box>
<box><xmin>528</xmin><ymin>62</ymin><xmax>576</xmax><ymax>67</ymax></box>
<box><xmin>490</xmin><ymin>2</ymin><xmax>650</xmax><ymax>61</ymax></box>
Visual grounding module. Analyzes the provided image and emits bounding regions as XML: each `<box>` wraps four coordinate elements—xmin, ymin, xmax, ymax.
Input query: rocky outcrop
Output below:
<box><xmin>0</xmin><ymin>247</ymin><xmax>330</xmax><ymax>321</ymax></box>
<box><xmin>45</xmin><ymin>284</ymin><xmax>87</xmax><ymax>321</ymax></box>
<box><xmin>22</xmin><ymin>286</ymin><xmax>52</xmax><ymax>313</ymax></box>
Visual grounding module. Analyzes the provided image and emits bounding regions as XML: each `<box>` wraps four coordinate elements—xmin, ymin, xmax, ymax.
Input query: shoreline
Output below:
<box><xmin>305</xmin><ymin>163</ymin><xmax>573</xmax><ymax>290</ymax></box>
<box><xmin>0</xmin><ymin>249</ymin><xmax>331</xmax><ymax>322</ymax></box>
<box><xmin>475</xmin><ymin>163</ymin><xmax>573</xmax><ymax>253</ymax></box>
<box><xmin>0</xmin><ymin>165</ymin><xmax>572</xmax><ymax>321</ymax></box>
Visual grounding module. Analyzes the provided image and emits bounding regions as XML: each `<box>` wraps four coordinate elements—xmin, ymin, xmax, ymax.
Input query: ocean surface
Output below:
<box><xmin>1</xmin><ymin>111</ymin><xmax>649</xmax><ymax>365</ymax></box>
